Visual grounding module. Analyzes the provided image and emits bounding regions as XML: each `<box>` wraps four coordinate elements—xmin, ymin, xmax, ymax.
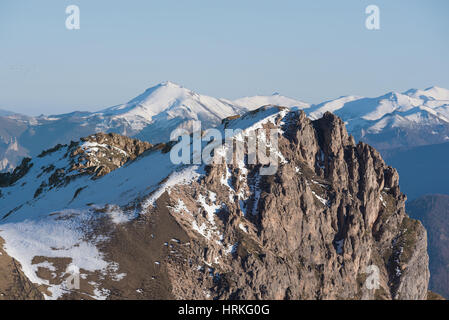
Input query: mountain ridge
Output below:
<box><xmin>0</xmin><ymin>106</ymin><xmax>430</xmax><ymax>300</ymax></box>
<box><xmin>1</xmin><ymin>83</ymin><xmax>449</xmax><ymax>176</ymax></box>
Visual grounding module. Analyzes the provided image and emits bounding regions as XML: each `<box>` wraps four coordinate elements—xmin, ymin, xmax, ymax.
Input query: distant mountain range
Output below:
<box><xmin>1</xmin><ymin>83</ymin><xmax>449</xmax><ymax>199</ymax></box>
<box><xmin>308</xmin><ymin>87</ymin><xmax>449</xmax><ymax>152</ymax></box>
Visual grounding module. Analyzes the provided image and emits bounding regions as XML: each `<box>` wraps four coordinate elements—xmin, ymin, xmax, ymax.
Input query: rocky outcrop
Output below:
<box><xmin>140</xmin><ymin>109</ymin><xmax>430</xmax><ymax>300</ymax></box>
<box><xmin>0</xmin><ymin>157</ymin><xmax>33</xmax><ymax>187</ymax></box>
<box><xmin>69</xmin><ymin>133</ymin><xmax>152</xmax><ymax>178</ymax></box>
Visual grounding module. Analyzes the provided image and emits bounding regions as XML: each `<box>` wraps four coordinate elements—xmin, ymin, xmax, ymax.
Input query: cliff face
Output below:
<box><xmin>131</xmin><ymin>109</ymin><xmax>429</xmax><ymax>300</ymax></box>
<box><xmin>0</xmin><ymin>107</ymin><xmax>429</xmax><ymax>300</ymax></box>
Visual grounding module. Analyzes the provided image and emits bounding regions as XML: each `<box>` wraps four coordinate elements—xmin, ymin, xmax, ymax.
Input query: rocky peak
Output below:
<box><xmin>70</xmin><ymin>132</ymin><xmax>152</xmax><ymax>178</ymax></box>
<box><xmin>146</xmin><ymin>107</ymin><xmax>429</xmax><ymax>300</ymax></box>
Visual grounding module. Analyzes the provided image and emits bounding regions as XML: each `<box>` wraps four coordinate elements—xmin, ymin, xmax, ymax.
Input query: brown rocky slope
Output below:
<box><xmin>0</xmin><ymin>237</ymin><xmax>43</xmax><ymax>300</ymax></box>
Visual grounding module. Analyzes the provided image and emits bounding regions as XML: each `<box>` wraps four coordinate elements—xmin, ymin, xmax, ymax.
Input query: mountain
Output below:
<box><xmin>63</xmin><ymin>81</ymin><xmax>244</xmax><ymax>143</ymax></box>
<box><xmin>234</xmin><ymin>93</ymin><xmax>309</xmax><ymax>110</ymax></box>
<box><xmin>2</xmin><ymin>84</ymin><xmax>449</xmax><ymax>201</ymax></box>
<box><xmin>407</xmin><ymin>195</ymin><xmax>449</xmax><ymax>299</ymax></box>
<box><xmin>307</xmin><ymin>87</ymin><xmax>449</xmax><ymax>153</ymax></box>
<box><xmin>305</xmin><ymin>86</ymin><xmax>449</xmax><ymax>201</ymax></box>
<box><xmin>0</xmin><ymin>107</ymin><xmax>429</xmax><ymax>299</ymax></box>
<box><xmin>0</xmin><ymin>82</ymin><xmax>247</xmax><ymax>171</ymax></box>
<box><xmin>405</xmin><ymin>86</ymin><xmax>449</xmax><ymax>101</ymax></box>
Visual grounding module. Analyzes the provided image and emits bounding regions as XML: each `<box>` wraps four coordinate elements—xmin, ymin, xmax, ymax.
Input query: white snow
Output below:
<box><xmin>107</xmin><ymin>207</ymin><xmax>136</xmax><ymax>224</ymax></box>
<box><xmin>380</xmin><ymin>194</ymin><xmax>387</xmax><ymax>207</ymax></box>
<box><xmin>224</xmin><ymin>242</ymin><xmax>238</xmax><ymax>255</ymax></box>
<box><xmin>169</xmin><ymin>199</ymin><xmax>190</xmax><ymax>215</ymax></box>
<box><xmin>306</xmin><ymin>88</ymin><xmax>449</xmax><ymax>139</ymax></box>
<box><xmin>405</xmin><ymin>86</ymin><xmax>449</xmax><ymax>101</ymax></box>
<box><xmin>142</xmin><ymin>165</ymin><xmax>201</xmax><ymax>209</ymax></box>
<box><xmin>192</xmin><ymin>221</ymin><xmax>210</xmax><ymax>240</ymax></box>
<box><xmin>234</xmin><ymin>93</ymin><xmax>309</xmax><ymax>110</ymax></box>
<box><xmin>239</xmin><ymin>223</ymin><xmax>248</xmax><ymax>233</ymax></box>
<box><xmin>312</xmin><ymin>191</ymin><xmax>329</xmax><ymax>206</ymax></box>
<box><xmin>0</xmin><ymin>134</ymin><xmax>207</xmax><ymax>299</ymax></box>
<box><xmin>190</xmin><ymin>192</ymin><xmax>225</xmax><ymax>244</ymax></box>
<box><xmin>90</xmin><ymin>81</ymin><xmax>245</xmax><ymax>142</ymax></box>
<box><xmin>0</xmin><ymin>210</ymin><xmax>110</xmax><ymax>300</ymax></box>
<box><xmin>308</xmin><ymin>95</ymin><xmax>362</xmax><ymax>120</ymax></box>
<box><xmin>198</xmin><ymin>193</ymin><xmax>220</xmax><ymax>227</ymax></box>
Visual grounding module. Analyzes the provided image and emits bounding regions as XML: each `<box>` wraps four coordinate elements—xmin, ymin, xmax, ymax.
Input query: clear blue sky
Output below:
<box><xmin>1</xmin><ymin>0</ymin><xmax>448</xmax><ymax>115</ymax></box>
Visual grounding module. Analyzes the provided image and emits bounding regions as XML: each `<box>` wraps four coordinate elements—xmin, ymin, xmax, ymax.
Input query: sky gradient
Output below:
<box><xmin>1</xmin><ymin>0</ymin><xmax>448</xmax><ymax>115</ymax></box>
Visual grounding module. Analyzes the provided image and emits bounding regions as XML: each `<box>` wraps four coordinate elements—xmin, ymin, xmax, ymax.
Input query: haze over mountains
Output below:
<box><xmin>1</xmin><ymin>82</ymin><xmax>449</xmax><ymax>199</ymax></box>
<box><xmin>407</xmin><ymin>195</ymin><xmax>449</xmax><ymax>299</ymax></box>
<box><xmin>0</xmin><ymin>109</ymin><xmax>16</xmax><ymax>117</ymax></box>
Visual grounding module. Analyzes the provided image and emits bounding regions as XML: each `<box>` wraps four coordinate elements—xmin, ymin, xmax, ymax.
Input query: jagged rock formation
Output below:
<box><xmin>0</xmin><ymin>107</ymin><xmax>429</xmax><ymax>300</ymax></box>
<box><xmin>151</xmin><ymin>109</ymin><xmax>429</xmax><ymax>300</ymax></box>
<box><xmin>69</xmin><ymin>133</ymin><xmax>152</xmax><ymax>178</ymax></box>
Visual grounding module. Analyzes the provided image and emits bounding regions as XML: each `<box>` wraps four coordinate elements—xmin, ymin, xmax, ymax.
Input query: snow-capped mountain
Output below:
<box><xmin>405</xmin><ymin>86</ymin><xmax>449</xmax><ymax>101</ymax></box>
<box><xmin>89</xmin><ymin>81</ymin><xmax>244</xmax><ymax>141</ymax></box>
<box><xmin>0</xmin><ymin>82</ymin><xmax>248</xmax><ymax>171</ymax></box>
<box><xmin>234</xmin><ymin>92</ymin><xmax>309</xmax><ymax>110</ymax></box>
<box><xmin>309</xmin><ymin>87</ymin><xmax>449</xmax><ymax>124</ymax></box>
<box><xmin>47</xmin><ymin>81</ymin><xmax>245</xmax><ymax>143</ymax></box>
<box><xmin>97</xmin><ymin>81</ymin><xmax>241</xmax><ymax>121</ymax></box>
<box><xmin>307</xmin><ymin>86</ymin><xmax>449</xmax><ymax>152</ymax></box>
